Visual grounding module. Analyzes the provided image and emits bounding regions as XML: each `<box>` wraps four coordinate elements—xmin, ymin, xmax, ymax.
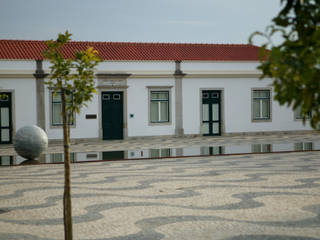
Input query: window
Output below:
<box><xmin>113</xmin><ymin>94</ymin><xmax>121</xmax><ymax>100</ymax></box>
<box><xmin>202</xmin><ymin>93</ymin><xmax>209</xmax><ymax>99</ymax></box>
<box><xmin>294</xmin><ymin>142</ymin><xmax>313</xmax><ymax>151</ymax></box>
<box><xmin>102</xmin><ymin>94</ymin><xmax>110</xmax><ymax>100</ymax></box>
<box><xmin>252</xmin><ymin>144</ymin><xmax>272</xmax><ymax>153</ymax></box>
<box><xmin>150</xmin><ymin>91</ymin><xmax>169</xmax><ymax>123</ymax></box>
<box><xmin>150</xmin><ymin>149</ymin><xmax>171</xmax><ymax>158</ymax></box>
<box><xmin>201</xmin><ymin>146</ymin><xmax>224</xmax><ymax>155</ymax></box>
<box><xmin>0</xmin><ymin>94</ymin><xmax>9</xmax><ymax>101</ymax></box>
<box><xmin>0</xmin><ymin>156</ymin><xmax>13</xmax><ymax>166</ymax></box>
<box><xmin>295</xmin><ymin>105</ymin><xmax>312</xmax><ymax>120</ymax></box>
<box><xmin>50</xmin><ymin>153</ymin><xmax>75</xmax><ymax>163</ymax></box>
<box><xmin>0</xmin><ymin>92</ymin><xmax>12</xmax><ymax>144</ymax></box>
<box><xmin>51</xmin><ymin>92</ymin><xmax>74</xmax><ymax>126</ymax></box>
<box><xmin>252</xmin><ymin>90</ymin><xmax>271</xmax><ymax>121</ymax></box>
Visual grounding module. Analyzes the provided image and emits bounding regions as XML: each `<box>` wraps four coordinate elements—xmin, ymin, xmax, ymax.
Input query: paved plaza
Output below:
<box><xmin>0</xmin><ymin>133</ymin><xmax>320</xmax><ymax>239</ymax></box>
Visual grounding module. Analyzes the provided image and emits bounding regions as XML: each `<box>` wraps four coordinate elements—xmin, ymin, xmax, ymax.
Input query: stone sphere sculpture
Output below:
<box><xmin>14</xmin><ymin>125</ymin><xmax>48</xmax><ymax>160</ymax></box>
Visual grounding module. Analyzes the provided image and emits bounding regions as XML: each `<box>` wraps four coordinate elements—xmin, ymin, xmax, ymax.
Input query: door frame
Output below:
<box><xmin>199</xmin><ymin>88</ymin><xmax>225</xmax><ymax>136</ymax></box>
<box><xmin>98</xmin><ymin>88</ymin><xmax>128</xmax><ymax>140</ymax></box>
<box><xmin>0</xmin><ymin>90</ymin><xmax>15</xmax><ymax>144</ymax></box>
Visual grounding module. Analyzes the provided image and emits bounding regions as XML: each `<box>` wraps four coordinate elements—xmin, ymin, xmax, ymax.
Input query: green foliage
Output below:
<box><xmin>43</xmin><ymin>31</ymin><xmax>101</xmax><ymax>240</ymax></box>
<box><xmin>249</xmin><ymin>0</ymin><xmax>320</xmax><ymax>129</ymax></box>
<box><xmin>43</xmin><ymin>31</ymin><xmax>101</xmax><ymax>118</ymax></box>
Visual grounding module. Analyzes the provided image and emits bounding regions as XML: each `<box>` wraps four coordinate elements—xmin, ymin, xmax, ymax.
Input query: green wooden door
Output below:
<box><xmin>102</xmin><ymin>92</ymin><xmax>123</xmax><ymax>140</ymax></box>
<box><xmin>202</xmin><ymin>90</ymin><xmax>221</xmax><ymax>136</ymax></box>
<box><xmin>0</xmin><ymin>93</ymin><xmax>12</xmax><ymax>144</ymax></box>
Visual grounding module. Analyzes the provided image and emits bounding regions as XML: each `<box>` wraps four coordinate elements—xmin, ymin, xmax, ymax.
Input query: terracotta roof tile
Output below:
<box><xmin>0</xmin><ymin>40</ymin><xmax>260</xmax><ymax>61</ymax></box>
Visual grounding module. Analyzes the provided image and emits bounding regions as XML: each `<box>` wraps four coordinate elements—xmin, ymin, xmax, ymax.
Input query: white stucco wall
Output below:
<box><xmin>0</xmin><ymin>60</ymin><xmax>35</xmax><ymax>72</ymax></box>
<box><xmin>97</xmin><ymin>61</ymin><xmax>175</xmax><ymax>73</ymax></box>
<box><xmin>0</xmin><ymin>78</ymin><xmax>37</xmax><ymax>132</ymax></box>
<box><xmin>181</xmin><ymin>61</ymin><xmax>261</xmax><ymax>73</ymax></box>
<box><xmin>127</xmin><ymin>78</ymin><xmax>176</xmax><ymax>137</ymax></box>
<box><xmin>182</xmin><ymin>77</ymin><xmax>312</xmax><ymax>135</ymax></box>
<box><xmin>43</xmin><ymin>60</ymin><xmax>178</xmax><ymax>139</ymax></box>
<box><xmin>0</xmin><ymin>59</ymin><xmax>314</xmax><ymax>141</ymax></box>
<box><xmin>44</xmin><ymin>81</ymin><xmax>100</xmax><ymax>140</ymax></box>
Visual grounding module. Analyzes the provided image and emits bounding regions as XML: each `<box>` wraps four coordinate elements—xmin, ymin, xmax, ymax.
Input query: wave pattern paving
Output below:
<box><xmin>0</xmin><ymin>151</ymin><xmax>320</xmax><ymax>239</ymax></box>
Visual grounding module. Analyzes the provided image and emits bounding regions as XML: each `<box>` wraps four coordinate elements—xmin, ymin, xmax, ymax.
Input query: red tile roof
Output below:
<box><xmin>0</xmin><ymin>40</ymin><xmax>260</xmax><ymax>61</ymax></box>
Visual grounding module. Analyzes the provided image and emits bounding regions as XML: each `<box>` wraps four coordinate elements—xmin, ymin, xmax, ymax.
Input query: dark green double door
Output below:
<box><xmin>102</xmin><ymin>92</ymin><xmax>123</xmax><ymax>140</ymax></box>
<box><xmin>0</xmin><ymin>93</ymin><xmax>12</xmax><ymax>144</ymax></box>
<box><xmin>202</xmin><ymin>90</ymin><xmax>221</xmax><ymax>136</ymax></box>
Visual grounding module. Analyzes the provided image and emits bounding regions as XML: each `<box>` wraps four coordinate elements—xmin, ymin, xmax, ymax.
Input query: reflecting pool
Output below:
<box><xmin>0</xmin><ymin>141</ymin><xmax>319</xmax><ymax>166</ymax></box>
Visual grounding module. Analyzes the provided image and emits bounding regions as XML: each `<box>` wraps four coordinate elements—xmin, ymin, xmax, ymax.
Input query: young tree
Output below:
<box><xmin>250</xmin><ymin>0</ymin><xmax>320</xmax><ymax>128</ymax></box>
<box><xmin>43</xmin><ymin>31</ymin><xmax>101</xmax><ymax>240</ymax></box>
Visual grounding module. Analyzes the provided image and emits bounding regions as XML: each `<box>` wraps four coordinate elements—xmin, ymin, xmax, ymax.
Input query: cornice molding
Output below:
<box><xmin>0</xmin><ymin>70</ymin><xmax>34</xmax><ymax>78</ymax></box>
<box><xmin>184</xmin><ymin>71</ymin><xmax>262</xmax><ymax>78</ymax></box>
<box><xmin>129</xmin><ymin>70</ymin><xmax>261</xmax><ymax>79</ymax></box>
<box><xmin>97</xmin><ymin>85</ymin><xmax>129</xmax><ymax>89</ymax></box>
<box><xmin>0</xmin><ymin>70</ymin><xmax>262</xmax><ymax>79</ymax></box>
<box><xmin>96</xmin><ymin>73</ymin><xmax>131</xmax><ymax>79</ymax></box>
<box><xmin>146</xmin><ymin>85</ymin><xmax>173</xmax><ymax>89</ymax></box>
<box><xmin>130</xmin><ymin>74</ymin><xmax>174</xmax><ymax>79</ymax></box>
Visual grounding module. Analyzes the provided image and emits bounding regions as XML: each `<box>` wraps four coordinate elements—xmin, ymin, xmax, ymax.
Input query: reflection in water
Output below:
<box><xmin>20</xmin><ymin>159</ymin><xmax>40</xmax><ymax>165</ymax></box>
<box><xmin>102</xmin><ymin>151</ymin><xmax>124</xmax><ymax>160</ymax></box>
<box><xmin>252</xmin><ymin>144</ymin><xmax>272</xmax><ymax>153</ymax></box>
<box><xmin>50</xmin><ymin>153</ymin><xmax>76</xmax><ymax>163</ymax></box>
<box><xmin>201</xmin><ymin>146</ymin><xmax>224</xmax><ymax>156</ymax></box>
<box><xmin>150</xmin><ymin>149</ymin><xmax>171</xmax><ymax>158</ymax></box>
<box><xmin>294</xmin><ymin>142</ymin><xmax>313</xmax><ymax>151</ymax></box>
<box><xmin>1</xmin><ymin>141</ymin><xmax>319</xmax><ymax>166</ymax></box>
<box><xmin>0</xmin><ymin>156</ymin><xmax>13</xmax><ymax>166</ymax></box>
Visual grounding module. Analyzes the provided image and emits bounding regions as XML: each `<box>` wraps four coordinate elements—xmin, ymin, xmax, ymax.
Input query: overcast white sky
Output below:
<box><xmin>0</xmin><ymin>0</ymin><xmax>281</xmax><ymax>44</ymax></box>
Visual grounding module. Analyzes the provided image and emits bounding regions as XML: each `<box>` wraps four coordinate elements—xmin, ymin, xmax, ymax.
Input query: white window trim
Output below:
<box><xmin>147</xmin><ymin>86</ymin><xmax>173</xmax><ymax>126</ymax></box>
<box><xmin>50</xmin><ymin>152</ymin><xmax>76</xmax><ymax>163</ymax></box>
<box><xmin>251</xmin><ymin>88</ymin><xmax>272</xmax><ymax>122</ymax></box>
<box><xmin>251</xmin><ymin>143</ymin><xmax>272</xmax><ymax>153</ymax></box>
<box><xmin>0</xmin><ymin>89</ymin><xmax>15</xmax><ymax>143</ymax></box>
<box><xmin>149</xmin><ymin>148</ymin><xmax>171</xmax><ymax>158</ymax></box>
<box><xmin>49</xmin><ymin>90</ymin><xmax>76</xmax><ymax>129</ymax></box>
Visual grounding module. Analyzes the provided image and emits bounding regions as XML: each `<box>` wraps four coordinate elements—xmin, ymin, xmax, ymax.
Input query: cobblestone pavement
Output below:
<box><xmin>0</xmin><ymin>133</ymin><xmax>320</xmax><ymax>239</ymax></box>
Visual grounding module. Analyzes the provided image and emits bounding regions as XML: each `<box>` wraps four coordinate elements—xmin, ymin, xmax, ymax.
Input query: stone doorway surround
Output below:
<box><xmin>96</xmin><ymin>73</ymin><xmax>130</xmax><ymax>140</ymax></box>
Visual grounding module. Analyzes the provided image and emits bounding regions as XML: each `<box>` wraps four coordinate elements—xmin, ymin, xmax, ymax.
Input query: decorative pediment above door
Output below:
<box><xmin>96</xmin><ymin>73</ymin><xmax>131</xmax><ymax>88</ymax></box>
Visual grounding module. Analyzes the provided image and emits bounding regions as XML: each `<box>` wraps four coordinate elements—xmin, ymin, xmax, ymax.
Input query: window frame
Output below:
<box><xmin>251</xmin><ymin>88</ymin><xmax>272</xmax><ymax>122</ymax></box>
<box><xmin>50</xmin><ymin>152</ymin><xmax>76</xmax><ymax>163</ymax></box>
<box><xmin>294</xmin><ymin>142</ymin><xmax>313</xmax><ymax>151</ymax></box>
<box><xmin>50</xmin><ymin>91</ymin><xmax>76</xmax><ymax>128</ymax></box>
<box><xmin>149</xmin><ymin>148</ymin><xmax>171</xmax><ymax>158</ymax></box>
<box><xmin>0</xmin><ymin>91</ymin><xmax>13</xmax><ymax>144</ymax></box>
<box><xmin>147</xmin><ymin>86</ymin><xmax>172</xmax><ymax>126</ymax></box>
<box><xmin>294</xmin><ymin>105</ymin><xmax>312</xmax><ymax>121</ymax></box>
<box><xmin>252</xmin><ymin>144</ymin><xmax>272</xmax><ymax>153</ymax></box>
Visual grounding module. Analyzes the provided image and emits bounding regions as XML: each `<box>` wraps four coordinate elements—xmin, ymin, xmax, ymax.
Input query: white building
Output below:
<box><xmin>0</xmin><ymin>40</ymin><xmax>312</xmax><ymax>143</ymax></box>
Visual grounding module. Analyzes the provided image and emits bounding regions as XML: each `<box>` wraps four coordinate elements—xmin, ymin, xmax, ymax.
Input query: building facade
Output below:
<box><xmin>0</xmin><ymin>40</ymin><xmax>313</xmax><ymax>143</ymax></box>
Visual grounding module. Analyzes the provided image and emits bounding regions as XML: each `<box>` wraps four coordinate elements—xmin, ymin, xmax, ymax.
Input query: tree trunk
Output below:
<box><xmin>61</xmin><ymin>89</ymin><xmax>73</xmax><ymax>240</ymax></box>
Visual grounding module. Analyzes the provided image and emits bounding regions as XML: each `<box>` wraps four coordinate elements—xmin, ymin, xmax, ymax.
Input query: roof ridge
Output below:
<box><xmin>0</xmin><ymin>39</ymin><xmax>257</xmax><ymax>47</ymax></box>
<box><xmin>0</xmin><ymin>39</ymin><xmax>44</xmax><ymax>41</ymax></box>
